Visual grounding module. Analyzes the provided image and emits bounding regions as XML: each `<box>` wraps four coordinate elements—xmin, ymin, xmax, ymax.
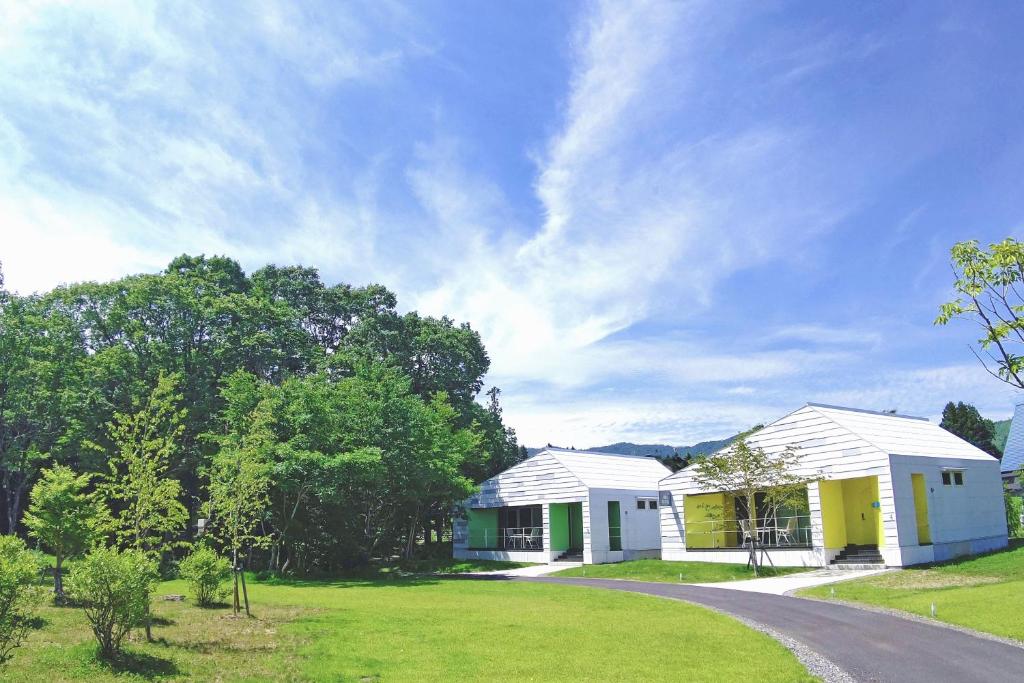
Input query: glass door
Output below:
<box><xmin>607</xmin><ymin>501</ymin><xmax>622</xmax><ymax>551</ymax></box>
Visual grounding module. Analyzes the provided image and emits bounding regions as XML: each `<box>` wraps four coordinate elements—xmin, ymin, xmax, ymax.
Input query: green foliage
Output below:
<box><xmin>992</xmin><ymin>418</ymin><xmax>1011</xmax><ymax>454</ymax></box>
<box><xmin>100</xmin><ymin>373</ymin><xmax>189</xmax><ymax>557</ymax></box>
<box><xmin>65</xmin><ymin>547</ymin><xmax>157</xmax><ymax>657</ymax></box>
<box><xmin>0</xmin><ymin>535</ymin><xmax>43</xmax><ymax>664</ymax></box>
<box><xmin>23</xmin><ymin>465</ymin><xmax>107</xmax><ymax>601</ymax></box>
<box><xmin>940</xmin><ymin>401</ymin><xmax>1001</xmax><ymax>457</ymax></box>
<box><xmin>936</xmin><ymin>238</ymin><xmax>1024</xmax><ymax>388</ymax></box>
<box><xmin>1</xmin><ymin>255</ymin><xmax>520</xmax><ymax>571</ymax></box>
<box><xmin>178</xmin><ymin>547</ymin><xmax>230</xmax><ymax>607</ymax></box>
<box><xmin>1005</xmin><ymin>489</ymin><xmax>1023</xmax><ymax>538</ymax></box>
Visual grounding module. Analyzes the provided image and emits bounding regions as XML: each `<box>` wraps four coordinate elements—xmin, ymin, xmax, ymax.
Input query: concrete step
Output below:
<box><xmin>827</xmin><ymin>562</ymin><xmax>885</xmax><ymax>570</ymax></box>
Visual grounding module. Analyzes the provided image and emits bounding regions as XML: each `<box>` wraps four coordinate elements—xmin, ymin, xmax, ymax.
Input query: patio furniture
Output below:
<box><xmin>738</xmin><ymin>518</ymin><xmax>755</xmax><ymax>547</ymax></box>
<box><xmin>777</xmin><ymin>517</ymin><xmax>797</xmax><ymax>546</ymax></box>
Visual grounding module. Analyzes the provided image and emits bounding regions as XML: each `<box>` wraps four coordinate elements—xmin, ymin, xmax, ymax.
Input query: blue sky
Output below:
<box><xmin>3</xmin><ymin>1</ymin><xmax>1024</xmax><ymax>447</ymax></box>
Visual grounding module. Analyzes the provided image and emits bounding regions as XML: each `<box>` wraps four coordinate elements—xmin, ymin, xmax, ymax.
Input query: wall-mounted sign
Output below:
<box><xmin>659</xmin><ymin>491</ymin><xmax>673</xmax><ymax>507</ymax></box>
<box><xmin>871</xmin><ymin>501</ymin><xmax>880</xmax><ymax>509</ymax></box>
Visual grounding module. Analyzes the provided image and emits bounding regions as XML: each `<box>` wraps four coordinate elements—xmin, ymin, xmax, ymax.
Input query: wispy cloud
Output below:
<box><xmin>2</xmin><ymin>1</ymin><xmax>1020</xmax><ymax>447</ymax></box>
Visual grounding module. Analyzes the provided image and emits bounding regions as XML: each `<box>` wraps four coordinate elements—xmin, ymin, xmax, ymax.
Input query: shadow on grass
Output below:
<box><xmin>23</xmin><ymin>614</ymin><xmax>48</xmax><ymax>630</ymax></box>
<box><xmin>99</xmin><ymin>649</ymin><xmax>179</xmax><ymax>680</ymax></box>
<box><xmin>252</xmin><ymin>572</ymin><xmax>442</xmax><ymax>590</ymax></box>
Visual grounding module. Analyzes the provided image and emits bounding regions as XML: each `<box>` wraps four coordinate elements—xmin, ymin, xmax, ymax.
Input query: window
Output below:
<box><xmin>942</xmin><ymin>470</ymin><xmax>965</xmax><ymax>486</ymax></box>
<box><xmin>636</xmin><ymin>497</ymin><xmax>658</xmax><ymax>510</ymax></box>
<box><xmin>648</xmin><ymin>500</ymin><xmax>658</xmax><ymax>510</ymax></box>
<box><xmin>636</xmin><ymin>500</ymin><xmax>646</xmax><ymax>510</ymax></box>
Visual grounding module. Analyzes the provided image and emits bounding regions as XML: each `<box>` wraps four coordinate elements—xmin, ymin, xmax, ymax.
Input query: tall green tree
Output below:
<box><xmin>100</xmin><ymin>372</ymin><xmax>189</xmax><ymax>640</ymax></box>
<box><xmin>23</xmin><ymin>465</ymin><xmax>107</xmax><ymax>602</ymax></box>
<box><xmin>101</xmin><ymin>372</ymin><xmax>189</xmax><ymax>556</ymax></box>
<box><xmin>939</xmin><ymin>401</ymin><xmax>1001</xmax><ymax>458</ymax></box>
<box><xmin>0</xmin><ymin>293</ymin><xmax>88</xmax><ymax>534</ymax></box>
<box><xmin>204</xmin><ymin>375</ymin><xmax>273</xmax><ymax>616</ymax></box>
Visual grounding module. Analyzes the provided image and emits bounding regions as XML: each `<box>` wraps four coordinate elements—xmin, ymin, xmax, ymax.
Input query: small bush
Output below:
<box><xmin>65</xmin><ymin>547</ymin><xmax>157</xmax><ymax>657</ymax></box>
<box><xmin>0</xmin><ymin>535</ymin><xmax>44</xmax><ymax>665</ymax></box>
<box><xmin>1006</xmin><ymin>492</ymin><xmax>1023</xmax><ymax>538</ymax></box>
<box><xmin>179</xmin><ymin>547</ymin><xmax>230</xmax><ymax>606</ymax></box>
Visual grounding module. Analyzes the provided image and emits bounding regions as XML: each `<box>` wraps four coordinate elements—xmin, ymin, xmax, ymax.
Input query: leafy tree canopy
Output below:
<box><xmin>939</xmin><ymin>401</ymin><xmax>1002</xmax><ymax>458</ymax></box>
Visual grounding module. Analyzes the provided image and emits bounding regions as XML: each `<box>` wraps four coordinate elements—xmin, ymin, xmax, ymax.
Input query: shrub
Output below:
<box><xmin>65</xmin><ymin>547</ymin><xmax>157</xmax><ymax>657</ymax></box>
<box><xmin>1006</xmin><ymin>491</ymin><xmax>1024</xmax><ymax>538</ymax></box>
<box><xmin>179</xmin><ymin>546</ymin><xmax>230</xmax><ymax>606</ymax></box>
<box><xmin>0</xmin><ymin>535</ymin><xmax>43</xmax><ymax>665</ymax></box>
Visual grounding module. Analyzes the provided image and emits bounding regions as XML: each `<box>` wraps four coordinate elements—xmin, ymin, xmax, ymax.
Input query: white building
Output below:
<box><xmin>1000</xmin><ymin>399</ymin><xmax>1024</xmax><ymax>493</ymax></box>
<box><xmin>453</xmin><ymin>448</ymin><xmax>670</xmax><ymax>564</ymax></box>
<box><xmin>659</xmin><ymin>404</ymin><xmax>1008</xmax><ymax>568</ymax></box>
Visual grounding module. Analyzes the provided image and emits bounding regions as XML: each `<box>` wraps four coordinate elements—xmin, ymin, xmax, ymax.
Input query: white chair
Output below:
<box><xmin>777</xmin><ymin>517</ymin><xmax>797</xmax><ymax>546</ymax></box>
<box><xmin>738</xmin><ymin>518</ymin><xmax>755</xmax><ymax>547</ymax></box>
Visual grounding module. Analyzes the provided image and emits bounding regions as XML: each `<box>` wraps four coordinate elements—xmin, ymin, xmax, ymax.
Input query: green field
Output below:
<box><xmin>800</xmin><ymin>542</ymin><xmax>1024</xmax><ymax>641</ymax></box>
<box><xmin>1</xmin><ymin>572</ymin><xmax>814</xmax><ymax>682</ymax></box>
<box><xmin>550</xmin><ymin>559</ymin><xmax>809</xmax><ymax>583</ymax></box>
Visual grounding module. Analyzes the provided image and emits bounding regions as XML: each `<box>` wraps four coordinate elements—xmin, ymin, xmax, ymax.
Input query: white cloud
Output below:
<box><xmin>2</xmin><ymin>0</ymin><xmax>1017</xmax><ymax>450</ymax></box>
<box><xmin>0</xmin><ymin>0</ymin><xmax>409</xmax><ymax>292</ymax></box>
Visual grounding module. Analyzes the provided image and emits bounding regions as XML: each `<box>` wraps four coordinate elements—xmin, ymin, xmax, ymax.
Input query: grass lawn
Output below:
<box><xmin>799</xmin><ymin>542</ymin><xmax>1024</xmax><ymax>641</ymax></box>
<box><xmin>550</xmin><ymin>559</ymin><xmax>810</xmax><ymax>583</ymax></box>
<box><xmin>388</xmin><ymin>557</ymin><xmax>532</xmax><ymax>574</ymax></box>
<box><xmin>2</xmin><ymin>573</ymin><xmax>814</xmax><ymax>682</ymax></box>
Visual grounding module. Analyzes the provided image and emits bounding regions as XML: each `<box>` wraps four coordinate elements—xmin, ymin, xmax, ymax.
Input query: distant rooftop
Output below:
<box><xmin>536</xmin><ymin>447</ymin><xmax>670</xmax><ymax>490</ymax></box>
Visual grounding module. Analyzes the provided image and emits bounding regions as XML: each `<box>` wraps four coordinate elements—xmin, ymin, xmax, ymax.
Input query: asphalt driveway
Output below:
<box><xmin>520</xmin><ymin>576</ymin><xmax>1024</xmax><ymax>683</ymax></box>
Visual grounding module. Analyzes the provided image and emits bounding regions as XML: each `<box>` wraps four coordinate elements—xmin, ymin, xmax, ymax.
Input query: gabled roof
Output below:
<box><xmin>539</xmin><ymin>448</ymin><xmax>671</xmax><ymax>490</ymax></box>
<box><xmin>806</xmin><ymin>404</ymin><xmax>996</xmax><ymax>460</ymax></box>
<box><xmin>1001</xmin><ymin>401</ymin><xmax>1024</xmax><ymax>474</ymax></box>
<box><xmin>664</xmin><ymin>402</ymin><xmax>996</xmax><ymax>483</ymax></box>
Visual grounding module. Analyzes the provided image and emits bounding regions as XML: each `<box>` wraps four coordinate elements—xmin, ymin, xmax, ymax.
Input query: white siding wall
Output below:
<box><xmin>888</xmin><ymin>455</ymin><xmax>1008</xmax><ymax>565</ymax></box>
<box><xmin>453</xmin><ymin>452</ymin><xmax>587</xmax><ymax>561</ymax></box>
<box><xmin>582</xmin><ymin>488</ymin><xmax>662</xmax><ymax>564</ymax></box>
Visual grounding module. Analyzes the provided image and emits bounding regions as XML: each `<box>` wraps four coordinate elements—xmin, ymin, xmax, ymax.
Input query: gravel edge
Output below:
<box><xmin>793</xmin><ymin>592</ymin><xmax>1024</xmax><ymax>651</ymax></box>
<box><xmin>693</xmin><ymin>602</ymin><xmax>856</xmax><ymax>683</ymax></box>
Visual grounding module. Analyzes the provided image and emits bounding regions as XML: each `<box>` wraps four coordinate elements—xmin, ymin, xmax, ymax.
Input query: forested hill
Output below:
<box><xmin>527</xmin><ymin>437</ymin><xmax>733</xmax><ymax>459</ymax></box>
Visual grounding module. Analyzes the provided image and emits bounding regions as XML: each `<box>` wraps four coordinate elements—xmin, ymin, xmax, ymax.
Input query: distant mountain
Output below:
<box><xmin>526</xmin><ymin>436</ymin><xmax>734</xmax><ymax>459</ymax></box>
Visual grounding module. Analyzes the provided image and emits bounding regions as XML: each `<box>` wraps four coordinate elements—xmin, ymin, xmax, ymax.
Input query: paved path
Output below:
<box><xmin>521</xmin><ymin>577</ymin><xmax>1024</xmax><ymax>683</ymax></box>
<box><xmin>690</xmin><ymin>568</ymin><xmax>890</xmax><ymax>595</ymax></box>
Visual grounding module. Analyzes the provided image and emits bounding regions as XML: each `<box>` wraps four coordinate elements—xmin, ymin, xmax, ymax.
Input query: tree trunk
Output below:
<box><xmin>232</xmin><ymin>547</ymin><xmax>240</xmax><ymax>615</ymax></box>
<box><xmin>240</xmin><ymin>555</ymin><xmax>251</xmax><ymax>618</ymax></box>
<box><xmin>404</xmin><ymin>515</ymin><xmax>418</xmax><ymax>560</ymax></box>
<box><xmin>54</xmin><ymin>553</ymin><xmax>64</xmax><ymax>605</ymax></box>
<box><xmin>144</xmin><ymin>602</ymin><xmax>153</xmax><ymax>641</ymax></box>
<box><xmin>747</xmin><ymin>494</ymin><xmax>759</xmax><ymax>577</ymax></box>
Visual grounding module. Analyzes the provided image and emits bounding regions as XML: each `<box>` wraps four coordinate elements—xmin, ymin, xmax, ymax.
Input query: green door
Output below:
<box><xmin>569</xmin><ymin>502</ymin><xmax>584</xmax><ymax>551</ymax></box>
<box><xmin>608</xmin><ymin>501</ymin><xmax>622</xmax><ymax>551</ymax></box>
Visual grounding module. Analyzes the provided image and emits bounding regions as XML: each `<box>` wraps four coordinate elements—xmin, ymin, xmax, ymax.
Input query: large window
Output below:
<box><xmin>684</xmin><ymin>488</ymin><xmax>812</xmax><ymax>550</ymax></box>
<box><xmin>498</xmin><ymin>505</ymin><xmax>543</xmax><ymax>550</ymax></box>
